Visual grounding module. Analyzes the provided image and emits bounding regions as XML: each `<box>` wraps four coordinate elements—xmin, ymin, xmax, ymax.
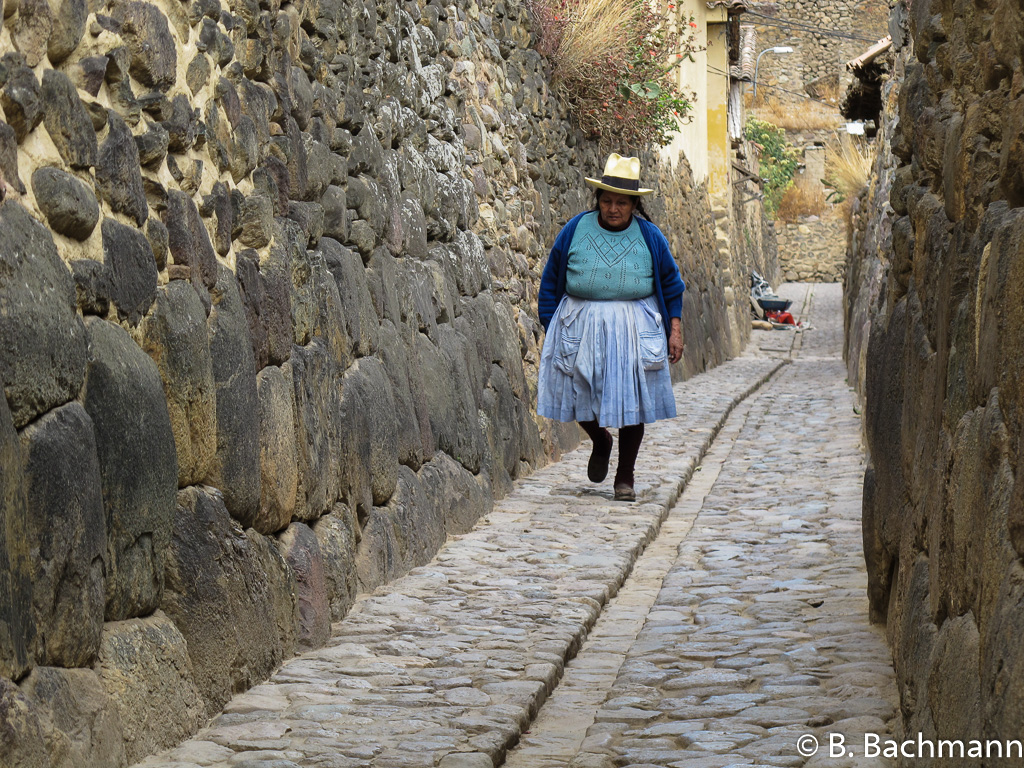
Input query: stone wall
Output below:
<box><xmin>774</xmin><ymin>214</ymin><xmax>845</xmax><ymax>282</ymax></box>
<box><xmin>846</xmin><ymin>0</ymin><xmax>1024</xmax><ymax>748</ymax></box>
<box><xmin>754</xmin><ymin>0</ymin><xmax>889</xmax><ymax>100</ymax></box>
<box><xmin>0</xmin><ymin>0</ymin><xmax>775</xmax><ymax>764</ymax></box>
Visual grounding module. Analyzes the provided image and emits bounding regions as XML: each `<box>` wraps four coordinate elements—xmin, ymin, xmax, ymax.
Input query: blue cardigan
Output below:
<box><xmin>538</xmin><ymin>212</ymin><xmax>686</xmax><ymax>339</ymax></box>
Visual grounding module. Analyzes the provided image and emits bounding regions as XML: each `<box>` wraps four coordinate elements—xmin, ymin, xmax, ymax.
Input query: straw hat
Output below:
<box><xmin>585</xmin><ymin>153</ymin><xmax>654</xmax><ymax>196</ymax></box>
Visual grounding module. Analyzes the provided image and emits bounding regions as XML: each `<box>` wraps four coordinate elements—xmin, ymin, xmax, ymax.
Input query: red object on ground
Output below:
<box><xmin>766</xmin><ymin>310</ymin><xmax>798</xmax><ymax>325</ymax></box>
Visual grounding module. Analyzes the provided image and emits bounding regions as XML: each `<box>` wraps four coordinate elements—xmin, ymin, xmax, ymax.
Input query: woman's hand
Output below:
<box><xmin>668</xmin><ymin>318</ymin><xmax>683</xmax><ymax>364</ymax></box>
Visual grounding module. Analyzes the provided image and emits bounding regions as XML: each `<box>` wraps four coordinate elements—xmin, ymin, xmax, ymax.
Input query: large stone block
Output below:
<box><xmin>414</xmin><ymin>327</ymin><xmax>484</xmax><ymax>473</ymax></box>
<box><xmin>110</xmin><ymin>0</ymin><xmax>177</xmax><ymax>90</ymax></box>
<box><xmin>0</xmin><ymin>678</ymin><xmax>48</xmax><ymax>768</ymax></box>
<box><xmin>290</xmin><ymin>338</ymin><xmax>340</xmax><ymax>521</ymax></box>
<box><xmin>206</xmin><ymin>266</ymin><xmax>261</xmax><ymax>526</ymax></box>
<box><xmin>312</xmin><ymin>505</ymin><xmax>358</xmax><ymax>622</ymax></box>
<box><xmin>320</xmin><ymin>236</ymin><xmax>377</xmax><ymax>356</ymax></box>
<box><xmin>31</xmin><ymin>166</ymin><xmax>99</xmax><ymax>241</ymax></box>
<box><xmin>419</xmin><ymin>451</ymin><xmax>491</xmax><ymax>536</ymax></box>
<box><xmin>19</xmin><ymin>403</ymin><xmax>105</xmax><ymax>668</ymax></box>
<box><xmin>100</xmin><ymin>217</ymin><xmax>157</xmax><ymax>326</ymax></box>
<box><xmin>40</xmin><ymin>69</ymin><xmax>96</xmax><ymax>170</ymax></box>
<box><xmin>139</xmin><ymin>281</ymin><xmax>216</xmax><ymax>488</ymax></box>
<box><xmin>162</xmin><ymin>487</ymin><xmax>294</xmax><ymax>715</ymax></box>
<box><xmin>0</xmin><ymin>201</ymin><xmax>87</xmax><ymax>429</ymax></box>
<box><xmin>164</xmin><ymin>189</ymin><xmax>218</xmax><ymax>291</ymax></box>
<box><xmin>278</xmin><ymin>522</ymin><xmax>330</xmax><ymax>650</ymax></box>
<box><xmin>82</xmin><ymin>317</ymin><xmax>177</xmax><ymax>621</ymax></box>
<box><xmin>0</xmin><ymin>395</ymin><xmax>33</xmax><ymax>681</ymax></box>
<box><xmin>19</xmin><ymin>666</ymin><xmax>126</xmax><ymax>768</ymax></box>
<box><xmin>288</xmin><ymin>228</ymin><xmax>350</xmax><ymax>369</ymax></box>
<box><xmin>46</xmin><ymin>0</ymin><xmax>87</xmax><ymax>65</ymax></box>
<box><xmin>95</xmin><ymin>111</ymin><xmax>148</xmax><ymax>227</ymax></box>
<box><xmin>0</xmin><ymin>65</ymin><xmax>43</xmax><ymax>142</ymax></box>
<box><xmin>338</xmin><ymin>357</ymin><xmax>399</xmax><ymax>512</ymax></box>
<box><xmin>96</xmin><ymin>613</ymin><xmax>203</xmax><ymax>764</ymax></box>
<box><xmin>375</xmin><ymin>320</ymin><xmax>426</xmax><ymax>468</ymax></box>
<box><xmin>256</xmin><ymin>364</ymin><xmax>298</xmax><ymax>534</ymax></box>
<box><xmin>254</xmin><ymin>241</ymin><xmax>295</xmax><ymax>367</ymax></box>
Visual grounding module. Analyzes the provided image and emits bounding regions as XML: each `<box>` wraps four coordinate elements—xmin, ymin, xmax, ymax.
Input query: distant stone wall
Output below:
<box><xmin>846</xmin><ymin>0</ymin><xmax>1024</xmax><ymax>746</ymax></box>
<box><xmin>774</xmin><ymin>215</ymin><xmax>845</xmax><ymax>282</ymax></box>
<box><xmin>0</xmin><ymin>0</ymin><xmax>775</xmax><ymax>764</ymax></box>
<box><xmin>754</xmin><ymin>0</ymin><xmax>889</xmax><ymax>100</ymax></box>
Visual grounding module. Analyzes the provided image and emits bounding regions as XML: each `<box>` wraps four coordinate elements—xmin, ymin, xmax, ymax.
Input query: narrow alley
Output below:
<box><xmin>135</xmin><ymin>284</ymin><xmax>898</xmax><ymax>768</ymax></box>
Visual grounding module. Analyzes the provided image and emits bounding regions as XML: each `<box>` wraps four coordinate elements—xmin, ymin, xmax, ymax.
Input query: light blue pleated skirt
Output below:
<box><xmin>537</xmin><ymin>295</ymin><xmax>677</xmax><ymax>428</ymax></box>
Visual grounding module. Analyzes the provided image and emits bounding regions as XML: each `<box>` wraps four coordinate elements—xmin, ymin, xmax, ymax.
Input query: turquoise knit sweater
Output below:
<box><xmin>564</xmin><ymin>213</ymin><xmax>654</xmax><ymax>300</ymax></box>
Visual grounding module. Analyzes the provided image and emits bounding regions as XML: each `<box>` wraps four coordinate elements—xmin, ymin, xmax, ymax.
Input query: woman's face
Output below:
<box><xmin>598</xmin><ymin>191</ymin><xmax>637</xmax><ymax>229</ymax></box>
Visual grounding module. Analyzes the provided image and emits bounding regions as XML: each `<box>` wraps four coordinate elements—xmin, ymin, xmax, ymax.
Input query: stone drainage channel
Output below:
<box><xmin>136</xmin><ymin>283</ymin><xmax>898</xmax><ymax>768</ymax></box>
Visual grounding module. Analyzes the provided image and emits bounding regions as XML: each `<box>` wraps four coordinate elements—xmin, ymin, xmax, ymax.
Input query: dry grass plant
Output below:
<box><xmin>536</xmin><ymin>0</ymin><xmax>636</xmax><ymax>81</ymax></box>
<box><xmin>746</xmin><ymin>86</ymin><xmax>842</xmax><ymax>131</ymax></box>
<box><xmin>528</xmin><ymin>0</ymin><xmax>700</xmax><ymax>145</ymax></box>
<box><xmin>825</xmin><ymin>133</ymin><xmax>874</xmax><ymax>200</ymax></box>
<box><xmin>776</xmin><ymin>182</ymin><xmax>828</xmax><ymax>222</ymax></box>
<box><xmin>748</xmin><ymin>96</ymin><xmax>842</xmax><ymax>132</ymax></box>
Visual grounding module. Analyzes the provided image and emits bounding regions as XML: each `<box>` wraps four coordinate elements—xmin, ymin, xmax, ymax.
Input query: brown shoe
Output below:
<box><xmin>613</xmin><ymin>482</ymin><xmax>636</xmax><ymax>502</ymax></box>
<box><xmin>588</xmin><ymin>430</ymin><xmax>613</xmax><ymax>483</ymax></box>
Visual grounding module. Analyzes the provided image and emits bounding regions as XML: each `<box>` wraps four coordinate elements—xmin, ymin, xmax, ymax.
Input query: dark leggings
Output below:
<box><xmin>579</xmin><ymin>420</ymin><xmax>645</xmax><ymax>485</ymax></box>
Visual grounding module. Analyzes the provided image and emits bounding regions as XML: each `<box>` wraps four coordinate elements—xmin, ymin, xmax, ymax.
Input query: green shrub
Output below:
<box><xmin>744</xmin><ymin>118</ymin><xmax>799</xmax><ymax>218</ymax></box>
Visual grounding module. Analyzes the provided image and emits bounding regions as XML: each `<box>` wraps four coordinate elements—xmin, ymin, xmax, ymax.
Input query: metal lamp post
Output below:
<box><xmin>753</xmin><ymin>46</ymin><xmax>794</xmax><ymax>100</ymax></box>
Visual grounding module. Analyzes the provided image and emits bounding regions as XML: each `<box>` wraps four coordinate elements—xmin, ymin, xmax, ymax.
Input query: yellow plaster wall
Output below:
<box><xmin>706</xmin><ymin>23</ymin><xmax>730</xmax><ymax>199</ymax></box>
<box><xmin>659</xmin><ymin>0</ymin><xmax>709</xmax><ymax>181</ymax></box>
<box><xmin>658</xmin><ymin>2</ymin><xmax>731</xmax><ymax>201</ymax></box>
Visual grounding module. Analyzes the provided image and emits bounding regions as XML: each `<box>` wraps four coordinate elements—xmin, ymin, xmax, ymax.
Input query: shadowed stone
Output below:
<box><xmin>312</xmin><ymin>505</ymin><xmax>358</xmax><ymax>622</ymax></box>
<box><xmin>139</xmin><ymin>281</ymin><xmax>216</xmax><ymax>488</ymax></box>
<box><xmin>82</xmin><ymin>317</ymin><xmax>177</xmax><ymax>621</ymax></box>
<box><xmin>96</xmin><ymin>111</ymin><xmax>147</xmax><ymax>225</ymax></box>
<box><xmin>164</xmin><ymin>189</ymin><xmax>217</xmax><ymax>290</ymax></box>
<box><xmin>73</xmin><ymin>56</ymin><xmax>108</xmax><ymax>96</ymax></box>
<box><xmin>1</xmin><ymin>65</ymin><xmax>42</xmax><ymax>142</ymax></box>
<box><xmin>0</xmin><ymin>395</ymin><xmax>33</xmax><ymax>681</ymax></box>
<box><xmin>101</xmin><ymin>218</ymin><xmax>157</xmax><ymax>325</ymax></box>
<box><xmin>255</xmin><ymin>364</ymin><xmax>297</xmax><ymax>535</ymax></box>
<box><xmin>19</xmin><ymin>666</ymin><xmax>126</xmax><ymax>768</ymax></box>
<box><xmin>41</xmin><ymin>69</ymin><xmax>97</xmax><ymax>170</ymax></box>
<box><xmin>278</xmin><ymin>522</ymin><xmax>329</xmax><ymax>650</ymax></box>
<box><xmin>135</xmin><ymin>120</ymin><xmax>169</xmax><ymax>167</ymax></box>
<box><xmin>0</xmin><ymin>201</ymin><xmax>86</xmax><ymax>429</ymax></box>
<box><xmin>147</xmin><ymin>218</ymin><xmax>169</xmax><ymax>270</ymax></box>
<box><xmin>338</xmin><ymin>357</ymin><xmax>399</xmax><ymax>511</ymax></box>
<box><xmin>162</xmin><ymin>487</ymin><xmax>294</xmax><ymax>715</ymax></box>
<box><xmin>10</xmin><ymin>0</ymin><xmax>51</xmax><ymax>67</ymax></box>
<box><xmin>110</xmin><ymin>0</ymin><xmax>177</xmax><ymax>90</ymax></box>
<box><xmin>290</xmin><ymin>338</ymin><xmax>340</xmax><ymax>522</ymax></box>
<box><xmin>46</xmin><ymin>0</ymin><xmax>87</xmax><ymax>64</ymax></box>
<box><xmin>96</xmin><ymin>613</ymin><xmax>203</xmax><ymax>764</ymax></box>
<box><xmin>206</xmin><ymin>266</ymin><xmax>260</xmax><ymax>526</ymax></box>
<box><xmin>31</xmin><ymin>166</ymin><xmax>99</xmax><ymax>240</ymax></box>
<box><xmin>0</xmin><ymin>679</ymin><xmax>48</xmax><ymax>768</ymax></box>
<box><xmin>320</xmin><ymin>237</ymin><xmax>377</xmax><ymax>356</ymax></box>
<box><xmin>162</xmin><ymin>94</ymin><xmax>198</xmax><ymax>152</ymax></box>
<box><xmin>19</xmin><ymin>403</ymin><xmax>105</xmax><ymax>668</ymax></box>
<box><xmin>419</xmin><ymin>451</ymin><xmax>490</xmax><ymax>535</ymax></box>
<box><xmin>0</xmin><ymin>122</ymin><xmax>25</xmax><ymax>193</ymax></box>
<box><xmin>70</xmin><ymin>259</ymin><xmax>112</xmax><ymax>317</ymax></box>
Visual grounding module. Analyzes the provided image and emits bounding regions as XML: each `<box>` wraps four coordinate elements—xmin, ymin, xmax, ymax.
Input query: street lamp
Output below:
<box><xmin>753</xmin><ymin>46</ymin><xmax>794</xmax><ymax>100</ymax></box>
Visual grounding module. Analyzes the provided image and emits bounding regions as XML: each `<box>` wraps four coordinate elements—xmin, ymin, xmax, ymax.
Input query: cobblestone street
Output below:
<box><xmin>137</xmin><ymin>284</ymin><xmax>897</xmax><ymax>768</ymax></box>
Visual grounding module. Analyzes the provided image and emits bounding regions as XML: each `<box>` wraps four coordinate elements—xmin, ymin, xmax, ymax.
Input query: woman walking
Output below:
<box><xmin>537</xmin><ymin>153</ymin><xmax>685</xmax><ymax>501</ymax></box>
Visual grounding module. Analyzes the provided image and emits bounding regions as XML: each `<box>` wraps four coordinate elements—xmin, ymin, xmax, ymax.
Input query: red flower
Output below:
<box><xmin>690</xmin><ymin>21</ymin><xmax>698</xmax><ymax>27</ymax></box>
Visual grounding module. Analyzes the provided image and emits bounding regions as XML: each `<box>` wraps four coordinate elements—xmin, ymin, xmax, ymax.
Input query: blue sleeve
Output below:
<box><xmin>538</xmin><ymin>216</ymin><xmax>582</xmax><ymax>330</ymax></box>
<box><xmin>648</xmin><ymin>223</ymin><xmax>685</xmax><ymax>318</ymax></box>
